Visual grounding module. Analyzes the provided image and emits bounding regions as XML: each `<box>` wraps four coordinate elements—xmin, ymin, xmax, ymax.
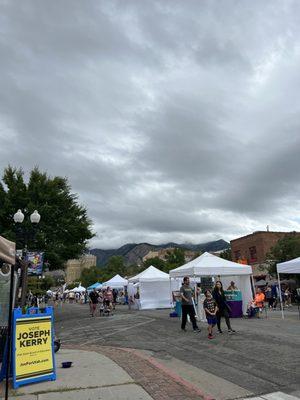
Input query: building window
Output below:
<box><xmin>249</xmin><ymin>246</ymin><xmax>257</xmax><ymax>262</ymax></box>
<box><xmin>234</xmin><ymin>250</ymin><xmax>241</xmax><ymax>261</ymax></box>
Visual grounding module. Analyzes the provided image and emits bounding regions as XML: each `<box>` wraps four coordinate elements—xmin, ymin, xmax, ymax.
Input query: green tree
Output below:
<box><xmin>0</xmin><ymin>166</ymin><xmax>94</xmax><ymax>268</ymax></box>
<box><xmin>143</xmin><ymin>257</ymin><xmax>166</xmax><ymax>270</ymax></box>
<box><xmin>40</xmin><ymin>275</ymin><xmax>55</xmax><ymax>291</ymax></box>
<box><xmin>192</xmin><ymin>251</ymin><xmax>201</xmax><ymax>260</ymax></box>
<box><xmin>267</xmin><ymin>233</ymin><xmax>300</xmax><ymax>275</ymax></box>
<box><xmin>80</xmin><ymin>266</ymin><xmax>100</xmax><ymax>288</ymax></box>
<box><xmin>79</xmin><ymin>256</ymin><xmax>127</xmax><ymax>287</ymax></box>
<box><xmin>165</xmin><ymin>248</ymin><xmax>185</xmax><ymax>271</ymax></box>
<box><xmin>126</xmin><ymin>264</ymin><xmax>143</xmax><ymax>277</ymax></box>
<box><xmin>220</xmin><ymin>248</ymin><xmax>232</xmax><ymax>261</ymax></box>
<box><xmin>27</xmin><ymin>276</ymin><xmax>52</xmax><ymax>296</ymax></box>
<box><xmin>107</xmin><ymin>256</ymin><xmax>125</xmax><ymax>276</ymax></box>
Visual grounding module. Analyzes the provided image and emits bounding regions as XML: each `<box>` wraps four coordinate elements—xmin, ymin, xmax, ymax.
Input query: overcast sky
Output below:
<box><xmin>1</xmin><ymin>1</ymin><xmax>300</xmax><ymax>249</ymax></box>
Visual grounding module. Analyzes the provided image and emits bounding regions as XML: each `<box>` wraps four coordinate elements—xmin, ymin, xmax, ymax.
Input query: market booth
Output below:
<box><xmin>128</xmin><ymin>266</ymin><xmax>174</xmax><ymax>310</ymax></box>
<box><xmin>102</xmin><ymin>274</ymin><xmax>128</xmax><ymax>289</ymax></box>
<box><xmin>277</xmin><ymin>257</ymin><xmax>300</xmax><ymax>319</ymax></box>
<box><xmin>169</xmin><ymin>252</ymin><xmax>253</xmax><ymax>316</ymax></box>
<box><xmin>87</xmin><ymin>282</ymin><xmax>102</xmax><ymax>292</ymax></box>
<box><xmin>71</xmin><ymin>285</ymin><xmax>86</xmax><ymax>293</ymax></box>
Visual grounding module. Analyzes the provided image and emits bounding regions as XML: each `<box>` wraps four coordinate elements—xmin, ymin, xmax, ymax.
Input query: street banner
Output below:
<box><xmin>26</xmin><ymin>252</ymin><xmax>44</xmax><ymax>276</ymax></box>
<box><xmin>12</xmin><ymin>307</ymin><xmax>56</xmax><ymax>388</ymax></box>
<box><xmin>0</xmin><ymin>236</ymin><xmax>15</xmax><ymax>265</ymax></box>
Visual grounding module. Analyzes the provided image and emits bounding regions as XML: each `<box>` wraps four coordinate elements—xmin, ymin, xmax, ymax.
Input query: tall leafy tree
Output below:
<box><xmin>80</xmin><ymin>266</ymin><xmax>100</xmax><ymax>288</ymax></box>
<box><xmin>107</xmin><ymin>256</ymin><xmax>126</xmax><ymax>276</ymax></box>
<box><xmin>220</xmin><ymin>248</ymin><xmax>232</xmax><ymax>261</ymax></box>
<box><xmin>0</xmin><ymin>166</ymin><xmax>94</xmax><ymax>269</ymax></box>
<box><xmin>143</xmin><ymin>257</ymin><xmax>166</xmax><ymax>270</ymax></box>
<box><xmin>165</xmin><ymin>248</ymin><xmax>185</xmax><ymax>270</ymax></box>
<box><xmin>80</xmin><ymin>256</ymin><xmax>131</xmax><ymax>287</ymax></box>
<box><xmin>267</xmin><ymin>233</ymin><xmax>300</xmax><ymax>275</ymax></box>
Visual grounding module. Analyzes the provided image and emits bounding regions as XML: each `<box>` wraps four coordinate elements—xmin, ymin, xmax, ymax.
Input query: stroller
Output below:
<box><xmin>99</xmin><ymin>300</ymin><xmax>111</xmax><ymax>317</ymax></box>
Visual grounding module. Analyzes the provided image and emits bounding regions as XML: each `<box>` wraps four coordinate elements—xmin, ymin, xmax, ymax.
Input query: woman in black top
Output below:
<box><xmin>212</xmin><ymin>281</ymin><xmax>235</xmax><ymax>334</ymax></box>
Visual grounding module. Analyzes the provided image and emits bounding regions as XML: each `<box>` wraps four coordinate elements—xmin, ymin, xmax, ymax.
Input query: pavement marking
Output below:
<box><xmin>80</xmin><ymin>318</ymin><xmax>156</xmax><ymax>345</ymax></box>
<box><xmin>57</xmin><ymin>314</ymin><xmax>156</xmax><ymax>343</ymax></box>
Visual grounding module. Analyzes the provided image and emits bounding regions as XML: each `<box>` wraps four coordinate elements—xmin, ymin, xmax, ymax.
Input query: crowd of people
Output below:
<box><xmin>246</xmin><ymin>283</ymin><xmax>294</xmax><ymax>317</ymax></box>
<box><xmin>88</xmin><ymin>287</ymin><xmax>126</xmax><ymax>317</ymax></box>
<box><xmin>30</xmin><ymin>274</ymin><xmax>298</xmax><ymax>342</ymax></box>
<box><xmin>29</xmin><ymin>285</ymin><xmax>128</xmax><ymax>314</ymax></box>
<box><xmin>179</xmin><ymin>276</ymin><xmax>298</xmax><ymax>340</ymax></box>
<box><xmin>180</xmin><ymin>277</ymin><xmax>236</xmax><ymax>339</ymax></box>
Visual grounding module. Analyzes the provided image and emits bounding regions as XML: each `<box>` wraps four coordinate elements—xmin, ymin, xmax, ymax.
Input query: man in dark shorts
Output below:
<box><xmin>180</xmin><ymin>276</ymin><xmax>201</xmax><ymax>332</ymax></box>
<box><xmin>89</xmin><ymin>288</ymin><xmax>99</xmax><ymax>317</ymax></box>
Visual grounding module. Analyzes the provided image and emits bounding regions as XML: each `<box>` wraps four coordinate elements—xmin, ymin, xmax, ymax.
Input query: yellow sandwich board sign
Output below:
<box><xmin>12</xmin><ymin>308</ymin><xmax>56</xmax><ymax>388</ymax></box>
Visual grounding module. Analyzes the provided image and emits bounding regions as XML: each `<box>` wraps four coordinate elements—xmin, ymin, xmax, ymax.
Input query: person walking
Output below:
<box><xmin>212</xmin><ymin>281</ymin><xmax>235</xmax><ymax>334</ymax></box>
<box><xmin>180</xmin><ymin>276</ymin><xmax>201</xmax><ymax>333</ymax></box>
<box><xmin>112</xmin><ymin>288</ymin><xmax>118</xmax><ymax>310</ymax></box>
<box><xmin>265</xmin><ymin>286</ymin><xmax>274</xmax><ymax>309</ymax></box>
<box><xmin>89</xmin><ymin>288</ymin><xmax>99</xmax><ymax>317</ymax></box>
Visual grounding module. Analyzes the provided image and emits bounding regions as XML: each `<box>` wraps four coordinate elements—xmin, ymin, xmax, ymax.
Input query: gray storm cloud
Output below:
<box><xmin>1</xmin><ymin>0</ymin><xmax>300</xmax><ymax>248</ymax></box>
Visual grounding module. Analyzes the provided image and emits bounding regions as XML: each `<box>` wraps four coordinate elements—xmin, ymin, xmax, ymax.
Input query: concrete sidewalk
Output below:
<box><xmin>1</xmin><ymin>349</ymin><xmax>153</xmax><ymax>400</ymax></box>
<box><xmin>2</xmin><ymin>346</ymin><xmax>299</xmax><ymax>400</ymax></box>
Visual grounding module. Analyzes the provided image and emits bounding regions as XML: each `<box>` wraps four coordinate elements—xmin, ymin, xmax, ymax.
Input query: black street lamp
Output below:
<box><xmin>13</xmin><ymin>209</ymin><xmax>41</xmax><ymax>306</ymax></box>
<box><xmin>13</xmin><ymin>209</ymin><xmax>41</xmax><ymax>254</ymax></box>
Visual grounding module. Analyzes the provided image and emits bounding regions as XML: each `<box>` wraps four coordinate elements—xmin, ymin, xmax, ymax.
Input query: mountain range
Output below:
<box><xmin>90</xmin><ymin>239</ymin><xmax>230</xmax><ymax>267</ymax></box>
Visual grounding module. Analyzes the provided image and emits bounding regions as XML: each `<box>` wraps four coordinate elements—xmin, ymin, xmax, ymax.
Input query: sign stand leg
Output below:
<box><xmin>5</xmin><ymin>262</ymin><xmax>15</xmax><ymax>400</ymax></box>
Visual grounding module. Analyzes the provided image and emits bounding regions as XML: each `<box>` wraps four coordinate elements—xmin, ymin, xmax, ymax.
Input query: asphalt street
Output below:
<box><xmin>54</xmin><ymin>303</ymin><xmax>300</xmax><ymax>398</ymax></box>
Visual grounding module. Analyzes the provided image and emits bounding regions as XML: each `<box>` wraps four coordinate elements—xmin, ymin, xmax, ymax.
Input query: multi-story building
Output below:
<box><xmin>230</xmin><ymin>231</ymin><xmax>300</xmax><ymax>276</ymax></box>
<box><xmin>65</xmin><ymin>254</ymin><xmax>96</xmax><ymax>284</ymax></box>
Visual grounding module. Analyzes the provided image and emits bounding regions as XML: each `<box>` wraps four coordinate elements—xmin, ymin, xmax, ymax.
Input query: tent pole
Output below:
<box><xmin>277</xmin><ymin>272</ymin><xmax>284</xmax><ymax>320</ymax></box>
<box><xmin>169</xmin><ymin>277</ymin><xmax>173</xmax><ymax>308</ymax></box>
<box><xmin>250</xmin><ymin>275</ymin><xmax>255</xmax><ymax>297</ymax></box>
<box><xmin>193</xmin><ymin>274</ymin><xmax>198</xmax><ymax>319</ymax></box>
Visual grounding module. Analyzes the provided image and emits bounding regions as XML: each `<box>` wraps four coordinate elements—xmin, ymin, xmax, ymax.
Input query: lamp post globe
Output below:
<box><xmin>30</xmin><ymin>210</ymin><xmax>41</xmax><ymax>224</ymax></box>
<box><xmin>13</xmin><ymin>209</ymin><xmax>24</xmax><ymax>224</ymax></box>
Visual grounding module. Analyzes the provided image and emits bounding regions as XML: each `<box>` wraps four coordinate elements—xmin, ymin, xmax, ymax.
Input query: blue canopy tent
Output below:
<box><xmin>87</xmin><ymin>282</ymin><xmax>102</xmax><ymax>292</ymax></box>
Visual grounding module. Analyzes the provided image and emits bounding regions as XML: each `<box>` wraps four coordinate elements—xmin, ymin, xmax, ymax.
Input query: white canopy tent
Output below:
<box><xmin>128</xmin><ymin>266</ymin><xmax>175</xmax><ymax>310</ymax></box>
<box><xmin>102</xmin><ymin>274</ymin><xmax>128</xmax><ymax>289</ymax></box>
<box><xmin>277</xmin><ymin>257</ymin><xmax>300</xmax><ymax>319</ymax></box>
<box><xmin>128</xmin><ymin>265</ymin><xmax>169</xmax><ymax>283</ymax></box>
<box><xmin>169</xmin><ymin>252</ymin><xmax>253</xmax><ymax>314</ymax></box>
<box><xmin>71</xmin><ymin>285</ymin><xmax>86</xmax><ymax>293</ymax></box>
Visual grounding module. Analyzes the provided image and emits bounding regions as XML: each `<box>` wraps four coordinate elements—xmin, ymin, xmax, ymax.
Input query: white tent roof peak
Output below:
<box><xmin>109</xmin><ymin>274</ymin><xmax>126</xmax><ymax>282</ymax></box>
<box><xmin>128</xmin><ymin>265</ymin><xmax>169</xmax><ymax>283</ymax></box>
<box><xmin>169</xmin><ymin>252</ymin><xmax>252</xmax><ymax>278</ymax></box>
<box><xmin>102</xmin><ymin>274</ymin><xmax>128</xmax><ymax>288</ymax></box>
<box><xmin>71</xmin><ymin>285</ymin><xmax>86</xmax><ymax>293</ymax></box>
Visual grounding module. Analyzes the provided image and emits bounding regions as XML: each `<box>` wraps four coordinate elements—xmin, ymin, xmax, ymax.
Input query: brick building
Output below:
<box><xmin>230</xmin><ymin>231</ymin><xmax>300</xmax><ymax>276</ymax></box>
